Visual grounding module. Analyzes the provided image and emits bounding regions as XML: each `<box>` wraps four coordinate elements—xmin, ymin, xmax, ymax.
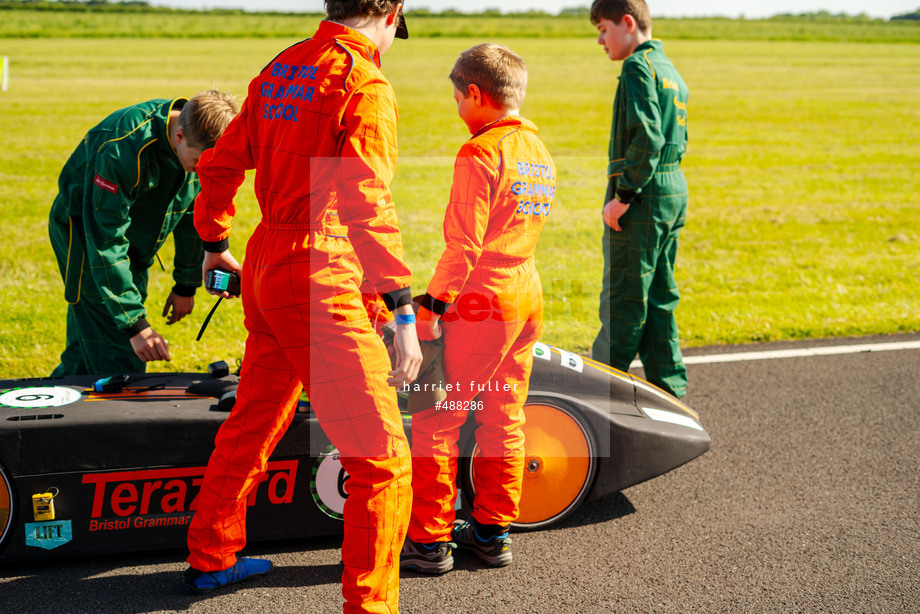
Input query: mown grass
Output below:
<box><xmin>1</xmin><ymin>10</ymin><xmax>919</xmax><ymax>42</ymax></box>
<box><xmin>0</xmin><ymin>33</ymin><xmax>918</xmax><ymax>377</ymax></box>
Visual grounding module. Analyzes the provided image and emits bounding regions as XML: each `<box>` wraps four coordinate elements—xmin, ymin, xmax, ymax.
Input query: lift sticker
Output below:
<box><xmin>533</xmin><ymin>342</ymin><xmax>552</xmax><ymax>361</ymax></box>
<box><xmin>25</xmin><ymin>520</ymin><xmax>73</xmax><ymax>550</ymax></box>
<box><xmin>559</xmin><ymin>350</ymin><xmax>584</xmax><ymax>373</ymax></box>
<box><xmin>0</xmin><ymin>387</ymin><xmax>83</xmax><ymax>409</ymax></box>
<box><xmin>311</xmin><ymin>450</ymin><xmax>348</xmax><ymax>521</ymax></box>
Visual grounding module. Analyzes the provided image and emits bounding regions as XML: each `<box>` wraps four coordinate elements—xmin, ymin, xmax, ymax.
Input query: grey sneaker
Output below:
<box><xmin>400</xmin><ymin>539</ymin><xmax>455</xmax><ymax>574</ymax></box>
<box><xmin>451</xmin><ymin>519</ymin><xmax>513</xmax><ymax>567</ymax></box>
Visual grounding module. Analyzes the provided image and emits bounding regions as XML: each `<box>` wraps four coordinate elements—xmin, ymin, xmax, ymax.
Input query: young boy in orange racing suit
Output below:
<box><xmin>400</xmin><ymin>44</ymin><xmax>556</xmax><ymax>574</ymax></box>
<box><xmin>183</xmin><ymin>4</ymin><xmax>422</xmax><ymax>613</ymax></box>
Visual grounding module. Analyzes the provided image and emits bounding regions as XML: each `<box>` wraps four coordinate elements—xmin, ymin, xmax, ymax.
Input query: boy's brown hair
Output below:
<box><xmin>449</xmin><ymin>43</ymin><xmax>528</xmax><ymax>111</ymax></box>
<box><xmin>177</xmin><ymin>90</ymin><xmax>239</xmax><ymax>151</ymax></box>
<box><xmin>590</xmin><ymin>0</ymin><xmax>652</xmax><ymax>33</ymax></box>
<box><xmin>324</xmin><ymin>0</ymin><xmax>402</xmax><ymax>19</ymax></box>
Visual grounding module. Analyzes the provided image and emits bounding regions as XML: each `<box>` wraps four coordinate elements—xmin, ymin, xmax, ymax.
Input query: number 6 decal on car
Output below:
<box><xmin>310</xmin><ymin>449</ymin><xmax>349</xmax><ymax>520</ymax></box>
<box><xmin>0</xmin><ymin>387</ymin><xmax>83</xmax><ymax>409</ymax></box>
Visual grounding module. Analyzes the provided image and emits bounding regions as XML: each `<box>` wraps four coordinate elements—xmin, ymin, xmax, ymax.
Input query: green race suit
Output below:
<box><xmin>48</xmin><ymin>98</ymin><xmax>203</xmax><ymax>375</ymax></box>
<box><xmin>592</xmin><ymin>40</ymin><xmax>690</xmax><ymax>398</ymax></box>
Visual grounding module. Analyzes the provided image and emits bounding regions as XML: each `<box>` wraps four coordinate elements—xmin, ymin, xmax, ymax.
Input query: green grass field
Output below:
<box><xmin>1</xmin><ymin>20</ymin><xmax>919</xmax><ymax>377</ymax></box>
<box><xmin>1</xmin><ymin>10</ymin><xmax>919</xmax><ymax>41</ymax></box>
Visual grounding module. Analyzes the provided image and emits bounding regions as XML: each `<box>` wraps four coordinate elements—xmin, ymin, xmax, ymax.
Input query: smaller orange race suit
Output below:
<box><xmin>187</xmin><ymin>21</ymin><xmax>413</xmax><ymax>614</ymax></box>
<box><xmin>408</xmin><ymin>116</ymin><xmax>556</xmax><ymax>543</ymax></box>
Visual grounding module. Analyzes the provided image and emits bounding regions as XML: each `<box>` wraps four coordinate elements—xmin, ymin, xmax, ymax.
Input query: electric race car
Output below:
<box><xmin>0</xmin><ymin>343</ymin><xmax>709</xmax><ymax>562</ymax></box>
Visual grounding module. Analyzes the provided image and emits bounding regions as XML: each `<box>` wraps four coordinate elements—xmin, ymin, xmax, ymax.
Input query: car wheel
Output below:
<box><xmin>460</xmin><ymin>398</ymin><xmax>598</xmax><ymax>531</ymax></box>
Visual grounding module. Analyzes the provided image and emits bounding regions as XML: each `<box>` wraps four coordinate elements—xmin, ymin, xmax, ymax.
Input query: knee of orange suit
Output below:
<box><xmin>475</xmin><ymin>430</ymin><xmax>525</xmax><ymax>459</ymax></box>
<box><xmin>339</xmin><ymin>450</ymin><xmax>412</xmax><ymax>497</ymax></box>
<box><xmin>409</xmin><ymin>405</ymin><xmax>470</xmax><ymax>454</ymax></box>
<box><xmin>473</xmin><ymin>404</ymin><xmax>525</xmax><ymax>458</ymax></box>
<box><xmin>451</xmin><ymin>404</ymin><xmax>523</xmax><ymax>452</ymax></box>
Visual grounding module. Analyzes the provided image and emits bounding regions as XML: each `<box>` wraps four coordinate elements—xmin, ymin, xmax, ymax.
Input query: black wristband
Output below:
<box><xmin>202</xmin><ymin>238</ymin><xmax>230</xmax><ymax>253</ymax></box>
<box><xmin>419</xmin><ymin>293</ymin><xmax>451</xmax><ymax>316</ymax></box>
<box><xmin>124</xmin><ymin>317</ymin><xmax>150</xmax><ymax>338</ymax></box>
<box><xmin>171</xmin><ymin>284</ymin><xmax>197</xmax><ymax>298</ymax></box>
<box><xmin>382</xmin><ymin>287</ymin><xmax>413</xmax><ymax>311</ymax></box>
<box><xmin>616</xmin><ymin>190</ymin><xmax>638</xmax><ymax>205</ymax></box>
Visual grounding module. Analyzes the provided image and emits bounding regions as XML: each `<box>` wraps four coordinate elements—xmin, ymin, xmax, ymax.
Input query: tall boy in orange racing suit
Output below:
<box><xmin>184</xmin><ymin>5</ymin><xmax>422</xmax><ymax>613</ymax></box>
<box><xmin>400</xmin><ymin>44</ymin><xmax>556</xmax><ymax>574</ymax></box>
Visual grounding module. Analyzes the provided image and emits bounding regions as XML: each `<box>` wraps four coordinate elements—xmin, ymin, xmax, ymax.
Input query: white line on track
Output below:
<box><xmin>630</xmin><ymin>340</ymin><xmax>920</xmax><ymax>368</ymax></box>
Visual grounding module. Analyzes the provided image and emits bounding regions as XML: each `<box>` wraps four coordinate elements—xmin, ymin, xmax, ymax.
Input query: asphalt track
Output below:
<box><xmin>2</xmin><ymin>333</ymin><xmax>918</xmax><ymax>613</ymax></box>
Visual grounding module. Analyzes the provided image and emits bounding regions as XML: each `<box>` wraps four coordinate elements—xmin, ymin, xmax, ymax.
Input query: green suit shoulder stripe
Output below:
<box><xmin>132</xmin><ymin>139</ymin><xmax>159</xmax><ymax>190</ymax></box>
<box><xmin>96</xmin><ymin>117</ymin><xmax>154</xmax><ymax>154</ymax></box>
<box><xmin>642</xmin><ymin>48</ymin><xmax>656</xmax><ymax>81</ymax></box>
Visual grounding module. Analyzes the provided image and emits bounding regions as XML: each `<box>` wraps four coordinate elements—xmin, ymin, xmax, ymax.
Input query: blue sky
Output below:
<box><xmin>149</xmin><ymin>1</ymin><xmax>919</xmax><ymax>19</ymax></box>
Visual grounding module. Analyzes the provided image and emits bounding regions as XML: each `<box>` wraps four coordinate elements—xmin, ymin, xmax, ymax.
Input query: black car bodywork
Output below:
<box><xmin>0</xmin><ymin>343</ymin><xmax>708</xmax><ymax>561</ymax></box>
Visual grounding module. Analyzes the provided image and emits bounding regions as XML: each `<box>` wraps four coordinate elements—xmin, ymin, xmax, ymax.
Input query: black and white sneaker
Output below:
<box><xmin>451</xmin><ymin>519</ymin><xmax>513</xmax><ymax>567</ymax></box>
<box><xmin>400</xmin><ymin>538</ymin><xmax>455</xmax><ymax>574</ymax></box>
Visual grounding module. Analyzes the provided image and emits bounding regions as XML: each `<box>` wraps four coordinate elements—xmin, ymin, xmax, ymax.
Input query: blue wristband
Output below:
<box><xmin>394</xmin><ymin>313</ymin><xmax>416</xmax><ymax>325</ymax></box>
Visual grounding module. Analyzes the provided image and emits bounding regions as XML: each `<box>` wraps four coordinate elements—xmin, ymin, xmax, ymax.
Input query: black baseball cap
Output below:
<box><xmin>395</xmin><ymin>7</ymin><xmax>409</xmax><ymax>39</ymax></box>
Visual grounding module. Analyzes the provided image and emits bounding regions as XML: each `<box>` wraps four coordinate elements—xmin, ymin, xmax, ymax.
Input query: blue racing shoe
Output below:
<box><xmin>183</xmin><ymin>557</ymin><xmax>274</xmax><ymax>594</ymax></box>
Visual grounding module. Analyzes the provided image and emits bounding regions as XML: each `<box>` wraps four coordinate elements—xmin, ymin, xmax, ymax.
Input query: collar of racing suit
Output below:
<box><xmin>316</xmin><ymin>19</ymin><xmax>382</xmax><ymax>68</ymax></box>
<box><xmin>161</xmin><ymin>97</ymin><xmax>189</xmax><ymax>162</ymax></box>
<box><xmin>471</xmin><ymin>115</ymin><xmax>539</xmax><ymax>140</ymax></box>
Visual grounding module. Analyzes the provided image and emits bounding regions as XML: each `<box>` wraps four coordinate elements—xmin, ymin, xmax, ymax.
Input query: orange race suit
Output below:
<box><xmin>187</xmin><ymin>21</ymin><xmax>413</xmax><ymax>613</ymax></box>
<box><xmin>408</xmin><ymin>116</ymin><xmax>556</xmax><ymax>542</ymax></box>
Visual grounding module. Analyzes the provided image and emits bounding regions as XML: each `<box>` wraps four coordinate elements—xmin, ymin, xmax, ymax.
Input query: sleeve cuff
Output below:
<box><xmin>419</xmin><ymin>293</ymin><xmax>451</xmax><ymax>316</ymax></box>
<box><xmin>382</xmin><ymin>287</ymin><xmax>413</xmax><ymax>311</ymax></box>
<box><xmin>616</xmin><ymin>189</ymin><xmax>639</xmax><ymax>205</ymax></box>
<box><xmin>202</xmin><ymin>238</ymin><xmax>229</xmax><ymax>253</ymax></box>
<box><xmin>123</xmin><ymin>317</ymin><xmax>150</xmax><ymax>338</ymax></box>
<box><xmin>171</xmin><ymin>284</ymin><xmax>197</xmax><ymax>298</ymax></box>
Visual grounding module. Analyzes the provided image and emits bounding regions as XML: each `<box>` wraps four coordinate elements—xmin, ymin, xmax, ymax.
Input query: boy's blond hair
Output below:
<box><xmin>449</xmin><ymin>43</ymin><xmax>527</xmax><ymax>111</ymax></box>
<box><xmin>590</xmin><ymin>0</ymin><xmax>652</xmax><ymax>33</ymax></box>
<box><xmin>177</xmin><ymin>90</ymin><xmax>239</xmax><ymax>151</ymax></box>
